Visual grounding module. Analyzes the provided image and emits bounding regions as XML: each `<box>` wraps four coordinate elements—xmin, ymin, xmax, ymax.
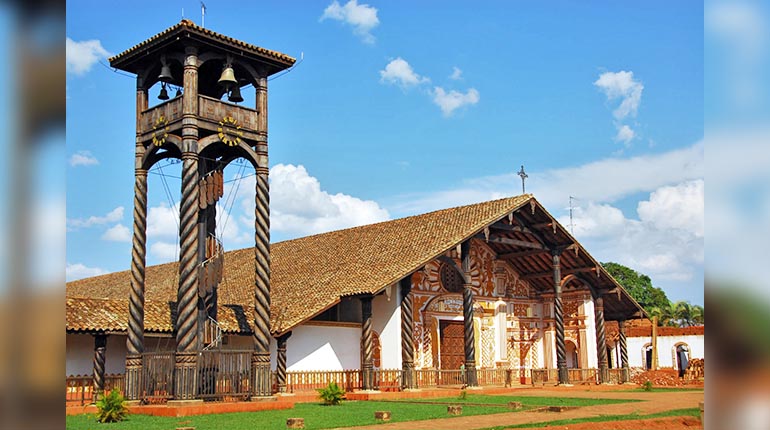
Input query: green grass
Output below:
<box><xmin>479</xmin><ymin>407</ymin><xmax>701</xmax><ymax>429</ymax></box>
<box><xmin>400</xmin><ymin>394</ymin><xmax>638</xmax><ymax>407</ymax></box>
<box><xmin>66</xmin><ymin>400</ymin><xmax>514</xmax><ymax>430</ymax></box>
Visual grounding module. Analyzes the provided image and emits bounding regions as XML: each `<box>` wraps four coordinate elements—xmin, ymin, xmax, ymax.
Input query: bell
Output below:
<box><xmin>158</xmin><ymin>83</ymin><xmax>169</xmax><ymax>100</ymax></box>
<box><xmin>217</xmin><ymin>66</ymin><xmax>237</xmax><ymax>89</ymax></box>
<box><xmin>158</xmin><ymin>64</ymin><xmax>173</xmax><ymax>83</ymax></box>
<box><xmin>228</xmin><ymin>85</ymin><xmax>243</xmax><ymax>103</ymax></box>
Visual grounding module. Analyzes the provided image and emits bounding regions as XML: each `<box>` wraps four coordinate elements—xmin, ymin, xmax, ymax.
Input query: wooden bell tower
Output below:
<box><xmin>109</xmin><ymin>20</ymin><xmax>295</xmax><ymax>400</ymax></box>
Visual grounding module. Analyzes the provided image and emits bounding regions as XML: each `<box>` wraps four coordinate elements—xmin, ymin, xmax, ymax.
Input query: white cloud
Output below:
<box><xmin>101</xmin><ymin>223</ymin><xmax>131</xmax><ymax>242</ymax></box>
<box><xmin>320</xmin><ymin>0</ymin><xmax>380</xmax><ymax>44</ymax></box>
<box><xmin>449</xmin><ymin>66</ymin><xmax>463</xmax><ymax>80</ymax></box>
<box><xmin>379</xmin><ymin>58</ymin><xmax>430</xmax><ymax>88</ymax></box>
<box><xmin>66</xmin><ymin>37</ymin><xmax>111</xmax><ymax>76</ymax></box>
<box><xmin>432</xmin><ymin>87</ymin><xmax>480</xmax><ymax>116</ymax></box>
<box><xmin>614</xmin><ymin>124</ymin><xmax>635</xmax><ymax>146</ymax></box>
<box><xmin>638</xmin><ymin>179</ymin><xmax>704</xmax><ymax>238</ymax></box>
<box><xmin>150</xmin><ymin>241</ymin><xmax>179</xmax><ymax>263</ymax></box>
<box><xmin>146</xmin><ymin>203</ymin><xmax>179</xmax><ymax>238</ymax></box>
<box><xmin>67</xmin><ymin>206</ymin><xmax>124</xmax><ymax>229</ymax></box>
<box><xmin>594</xmin><ymin>70</ymin><xmax>644</xmax><ymax>119</ymax></box>
<box><xmin>69</xmin><ymin>150</ymin><xmax>99</xmax><ymax>167</ymax></box>
<box><xmin>66</xmin><ymin>263</ymin><xmax>106</xmax><ymax>281</ymax></box>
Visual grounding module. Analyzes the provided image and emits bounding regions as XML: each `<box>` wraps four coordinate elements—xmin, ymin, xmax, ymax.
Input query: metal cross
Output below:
<box><xmin>517</xmin><ymin>165</ymin><xmax>528</xmax><ymax>194</ymax></box>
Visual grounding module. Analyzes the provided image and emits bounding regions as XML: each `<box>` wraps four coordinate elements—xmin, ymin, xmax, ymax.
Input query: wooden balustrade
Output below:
<box><xmin>65</xmin><ymin>374</ymin><xmax>124</xmax><ymax>406</ymax></box>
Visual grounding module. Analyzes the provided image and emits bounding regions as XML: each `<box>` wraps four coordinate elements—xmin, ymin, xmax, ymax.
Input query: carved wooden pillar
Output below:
<box><xmin>125</xmin><ymin>75</ymin><xmax>148</xmax><ymax>401</ymax></box>
<box><xmin>553</xmin><ymin>250</ymin><xmax>569</xmax><ymax>384</ymax></box>
<box><xmin>400</xmin><ymin>277</ymin><xmax>416</xmax><ymax>390</ymax></box>
<box><xmin>461</xmin><ymin>241</ymin><xmax>478</xmax><ymax>387</ymax></box>
<box><xmin>175</xmin><ymin>46</ymin><xmax>200</xmax><ymax>400</ymax></box>
<box><xmin>618</xmin><ymin>320</ymin><xmax>630</xmax><ymax>383</ymax></box>
<box><xmin>594</xmin><ymin>295</ymin><xmax>609</xmax><ymax>383</ymax></box>
<box><xmin>93</xmin><ymin>334</ymin><xmax>107</xmax><ymax>402</ymax></box>
<box><xmin>251</xmin><ymin>75</ymin><xmax>272</xmax><ymax>398</ymax></box>
<box><xmin>276</xmin><ymin>332</ymin><xmax>292</xmax><ymax>393</ymax></box>
<box><xmin>361</xmin><ymin>295</ymin><xmax>375</xmax><ymax>390</ymax></box>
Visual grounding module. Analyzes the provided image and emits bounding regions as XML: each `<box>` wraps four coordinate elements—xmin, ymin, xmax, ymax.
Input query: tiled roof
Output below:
<box><xmin>108</xmin><ymin>19</ymin><xmax>295</xmax><ymax>66</ymax></box>
<box><xmin>67</xmin><ymin>195</ymin><xmax>532</xmax><ymax>335</ymax></box>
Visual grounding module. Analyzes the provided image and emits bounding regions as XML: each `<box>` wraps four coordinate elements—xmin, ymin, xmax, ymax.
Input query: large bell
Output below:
<box><xmin>158</xmin><ymin>83</ymin><xmax>169</xmax><ymax>100</ymax></box>
<box><xmin>158</xmin><ymin>64</ymin><xmax>173</xmax><ymax>83</ymax></box>
<box><xmin>217</xmin><ymin>66</ymin><xmax>237</xmax><ymax>89</ymax></box>
<box><xmin>228</xmin><ymin>85</ymin><xmax>243</xmax><ymax>103</ymax></box>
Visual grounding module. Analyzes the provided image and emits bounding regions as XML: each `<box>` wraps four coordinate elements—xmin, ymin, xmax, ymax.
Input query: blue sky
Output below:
<box><xmin>66</xmin><ymin>1</ymin><xmax>704</xmax><ymax>305</ymax></box>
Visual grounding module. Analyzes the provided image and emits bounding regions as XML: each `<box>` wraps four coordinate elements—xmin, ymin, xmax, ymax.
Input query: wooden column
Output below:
<box><xmin>651</xmin><ymin>316</ymin><xmax>658</xmax><ymax>370</ymax></box>
<box><xmin>618</xmin><ymin>320</ymin><xmax>630</xmax><ymax>383</ymax></box>
<box><xmin>93</xmin><ymin>334</ymin><xmax>107</xmax><ymax>402</ymax></box>
<box><xmin>361</xmin><ymin>295</ymin><xmax>375</xmax><ymax>390</ymax></box>
<box><xmin>400</xmin><ymin>277</ymin><xmax>416</xmax><ymax>390</ymax></box>
<box><xmin>461</xmin><ymin>241</ymin><xmax>478</xmax><ymax>387</ymax></box>
<box><xmin>175</xmin><ymin>46</ymin><xmax>200</xmax><ymax>400</ymax></box>
<box><xmin>276</xmin><ymin>332</ymin><xmax>292</xmax><ymax>393</ymax></box>
<box><xmin>594</xmin><ymin>295</ymin><xmax>609</xmax><ymax>383</ymax></box>
<box><xmin>125</xmin><ymin>75</ymin><xmax>148</xmax><ymax>401</ymax></box>
<box><xmin>251</xmin><ymin>75</ymin><xmax>272</xmax><ymax>398</ymax></box>
<box><xmin>552</xmin><ymin>250</ymin><xmax>569</xmax><ymax>384</ymax></box>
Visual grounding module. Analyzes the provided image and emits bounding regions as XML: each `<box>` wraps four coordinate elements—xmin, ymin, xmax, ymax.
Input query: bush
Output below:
<box><xmin>316</xmin><ymin>381</ymin><xmax>345</xmax><ymax>406</ymax></box>
<box><xmin>96</xmin><ymin>390</ymin><xmax>128</xmax><ymax>423</ymax></box>
<box><xmin>642</xmin><ymin>380</ymin><xmax>654</xmax><ymax>391</ymax></box>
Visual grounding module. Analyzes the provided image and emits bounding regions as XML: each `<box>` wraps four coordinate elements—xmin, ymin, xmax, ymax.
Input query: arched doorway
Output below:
<box><xmin>566</xmin><ymin>340</ymin><xmax>579</xmax><ymax>368</ymax></box>
<box><xmin>675</xmin><ymin>344</ymin><xmax>689</xmax><ymax>377</ymax></box>
<box><xmin>644</xmin><ymin>344</ymin><xmax>653</xmax><ymax>370</ymax></box>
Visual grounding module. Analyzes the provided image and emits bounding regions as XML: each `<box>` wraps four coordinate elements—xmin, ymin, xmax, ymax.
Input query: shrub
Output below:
<box><xmin>96</xmin><ymin>390</ymin><xmax>128</xmax><ymax>423</ymax></box>
<box><xmin>316</xmin><ymin>381</ymin><xmax>345</xmax><ymax>405</ymax></box>
<box><xmin>642</xmin><ymin>380</ymin><xmax>654</xmax><ymax>392</ymax></box>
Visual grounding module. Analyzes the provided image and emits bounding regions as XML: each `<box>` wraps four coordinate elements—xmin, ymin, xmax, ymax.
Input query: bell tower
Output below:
<box><xmin>109</xmin><ymin>20</ymin><xmax>295</xmax><ymax>400</ymax></box>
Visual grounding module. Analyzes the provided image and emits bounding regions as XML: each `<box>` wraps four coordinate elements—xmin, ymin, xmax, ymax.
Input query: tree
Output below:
<box><xmin>602</xmin><ymin>262</ymin><xmax>671</xmax><ymax>312</ymax></box>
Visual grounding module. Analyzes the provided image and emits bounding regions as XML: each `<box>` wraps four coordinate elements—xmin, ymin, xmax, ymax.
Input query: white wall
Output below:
<box><xmin>626</xmin><ymin>334</ymin><xmax>704</xmax><ymax>368</ymax></box>
<box><xmin>284</xmin><ymin>324</ymin><xmax>361</xmax><ymax>371</ymax></box>
<box><xmin>66</xmin><ymin>334</ymin><xmax>173</xmax><ymax>376</ymax></box>
<box><xmin>373</xmin><ymin>288</ymin><xmax>402</xmax><ymax>369</ymax></box>
<box><xmin>582</xmin><ymin>299</ymin><xmax>598</xmax><ymax>368</ymax></box>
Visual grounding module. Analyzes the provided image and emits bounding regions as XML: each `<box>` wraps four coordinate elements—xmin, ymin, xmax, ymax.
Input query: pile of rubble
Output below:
<box><xmin>684</xmin><ymin>358</ymin><xmax>704</xmax><ymax>379</ymax></box>
<box><xmin>631</xmin><ymin>369</ymin><xmax>684</xmax><ymax>386</ymax></box>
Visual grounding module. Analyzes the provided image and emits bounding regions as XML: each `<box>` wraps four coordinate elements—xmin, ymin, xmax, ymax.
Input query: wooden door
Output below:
<box><xmin>440</xmin><ymin>321</ymin><xmax>465</xmax><ymax>370</ymax></box>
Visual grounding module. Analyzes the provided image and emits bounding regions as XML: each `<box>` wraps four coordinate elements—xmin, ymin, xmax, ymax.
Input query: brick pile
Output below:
<box><xmin>631</xmin><ymin>369</ymin><xmax>684</xmax><ymax>387</ymax></box>
<box><xmin>684</xmin><ymin>358</ymin><xmax>704</xmax><ymax>379</ymax></box>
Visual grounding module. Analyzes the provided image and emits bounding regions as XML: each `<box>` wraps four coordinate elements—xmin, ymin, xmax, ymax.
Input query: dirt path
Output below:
<box><xmin>341</xmin><ymin>387</ymin><xmax>703</xmax><ymax>430</ymax></box>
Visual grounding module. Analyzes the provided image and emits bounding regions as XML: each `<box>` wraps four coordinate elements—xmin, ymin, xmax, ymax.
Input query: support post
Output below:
<box><xmin>594</xmin><ymin>295</ymin><xmax>609</xmax><ymax>383</ymax></box>
<box><xmin>175</xmin><ymin>46</ymin><xmax>200</xmax><ymax>400</ymax></box>
<box><xmin>276</xmin><ymin>332</ymin><xmax>292</xmax><ymax>393</ymax></box>
<box><xmin>651</xmin><ymin>316</ymin><xmax>658</xmax><ymax>370</ymax></box>
<box><xmin>618</xmin><ymin>320</ymin><xmax>630</xmax><ymax>383</ymax></box>
<box><xmin>251</xmin><ymin>75</ymin><xmax>272</xmax><ymax>398</ymax></box>
<box><xmin>361</xmin><ymin>295</ymin><xmax>375</xmax><ymax>390</ymax></box>
<box><xmin>93</xmin><ymin>334</ymin><xmax>107</xmax><ymax>402</ymax></box>
<box><xmin>461</xmin><ymin>241</ymin><xmax>478</xmax><ymax>387</ymax></box>
<box><xmin>553</xmin><ymin>250</ymin><xmax>569</xmax><ymax>384</ymax></box>
<box><xmin>400</xmin><ymin>277</ymin><xmax>416</xmax><ymax>390</ymax></box>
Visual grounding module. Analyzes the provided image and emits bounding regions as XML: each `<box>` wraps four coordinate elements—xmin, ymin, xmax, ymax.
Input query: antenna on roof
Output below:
<box><xmin>569</xmin><ymin>196</ymin><xmax>577</xmax><ymax>235</ymax></box>
<box><xmin>517</xmin><ymin>165</ymin><xmax>528</xmax><ymax>194</ymax></box>
<box><xmin>181</xmin><ymin>7</ymin><xmax>184</xmax><ymax>20</ymax></box>
<box><xmin>201</xmin><ymin>2</ymin><xmax>207</xmax><ymax>28</ymax></box>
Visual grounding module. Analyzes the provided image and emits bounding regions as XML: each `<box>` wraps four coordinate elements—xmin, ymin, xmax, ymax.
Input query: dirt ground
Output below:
<box><xmin>511</xmin><ymin>416</ymin><xmax>702</xmax><ymax>429</ymax></box>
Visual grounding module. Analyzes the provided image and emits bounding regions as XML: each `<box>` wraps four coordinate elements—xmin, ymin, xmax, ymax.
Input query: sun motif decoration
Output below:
<box><xmin>218</xmin><ymin>116</ymin><xmax>244</xmax><ymax>146</ymax></box>
<box><xmin>151</xmin><ymin>115</ymin><xmax>169</xmax><ymax>146</ymax></box>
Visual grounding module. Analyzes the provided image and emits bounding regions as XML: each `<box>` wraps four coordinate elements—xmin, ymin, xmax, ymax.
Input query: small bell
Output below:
<box><xmin>217</xmin><ymin>66</ymin><xmax>237</xmax><ymax>89</ymax></box>
<box><xmin>158</xmin><ymin>64</ymin><xmax>173</xmax><ymax>83</ymax></box>
<box><xmin>158</xmin><ymin>83</ymin><xmax>169</xmax><ymax>100</ymax></box>
<box><xmin>228</xmin><ymin>85</ymin><xmax>243</xmax><ymax>103</ymax></box>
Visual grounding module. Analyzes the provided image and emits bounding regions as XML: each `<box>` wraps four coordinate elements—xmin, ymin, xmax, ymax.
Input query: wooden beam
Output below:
<box><xmin>522</xmin><ymin>266</ymin><xmax>597</xmax><ymax>280</ymax></box>
<box><xmin>489</xmin><ymin>222</ymin><xmax>534</xmax><ymax>235</ymax></box>
<box><xmin>498</xmin><ymin>248</ymin><xmax>549</xmax><ymax>259</ymax></box>
<box><xmin>485</xmin><ymin>236</ymin><xmax>547</xmax><ymax>250</ymax></box>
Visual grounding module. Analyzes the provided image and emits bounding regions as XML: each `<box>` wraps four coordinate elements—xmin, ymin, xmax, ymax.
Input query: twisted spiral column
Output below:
<box><xmin>460</xmin><ymin>241</ymin><xmax>478</xmax><ymax>387</ymax></box>
<box><xmin>276</xmin><ymin>332</ymin><xmax>291</xmax><ymax>393</ymax></box>
<box><xmin>125</xmin><ymin>169</ymin><xmax>147</xmax><ymax>400</ymax></box>
<box><xmin>400</xmin><ymin>277</ymin><xmax>415</xmax><ymax>389</ymax></box>
<box><xmin>594</xmin><ymin>296</ymin><xmax>609</xmax><ymax>383</ymax></box>
<box><xmin>93</xmin><ymin>334</ymin><xmax>107</xmax><ymax>401</ymax></box>
<box><xmin>618</xmin><ymin>320</ymin><xmax>630</xmax><ymax>383</ymax></box>
<box><xmin>361</xmin><ymin>295</ymin><xmax>374</xmax><ymax>390</ymax></box>
<box><xmin>251</xmin><ymin>169</ymin><xmax>272</xmax><ymax>397</ymax></box>
<box><xmin>553</xmin><ymin>251</ymin><xmax>569</xmax><ymax>384</ymax></box>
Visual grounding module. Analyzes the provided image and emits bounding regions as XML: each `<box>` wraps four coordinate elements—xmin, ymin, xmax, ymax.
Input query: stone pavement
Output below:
<box><xmin>340</xmin><ymin>387</ymin><xmax>704</xmax><ymax>430</ymax></box>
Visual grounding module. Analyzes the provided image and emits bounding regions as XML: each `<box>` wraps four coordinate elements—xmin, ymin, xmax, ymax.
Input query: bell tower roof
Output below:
<box><xmin>108</xmin><ymin>19</ymin><xmax>295</xmax><ymax>77</ymax></box>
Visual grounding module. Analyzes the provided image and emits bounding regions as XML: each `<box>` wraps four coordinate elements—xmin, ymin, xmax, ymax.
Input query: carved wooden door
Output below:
<box><xmin>440</xmin><ymin>321</ymin><xmax>465</xmax><ymax>370</ymax></box>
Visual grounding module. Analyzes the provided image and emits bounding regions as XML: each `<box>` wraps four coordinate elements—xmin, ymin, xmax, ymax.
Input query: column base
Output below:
<box><xmin>173</xmin><ymin>352</ymin><xmax>199</xmax><ymax>400</ymax></box>
<box><xmin>251</xmin><ymin>352</ymin><xmax>272</xmax><ymax>397</ymax></box>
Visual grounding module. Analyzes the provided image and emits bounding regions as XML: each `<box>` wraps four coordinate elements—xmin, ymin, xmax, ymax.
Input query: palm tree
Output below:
<box><xmin>649</xmin><ymin>302</ymin><xmax>678</xmax><ymax>327</ymax></box>
<box><xmin>692</xmin><ymin>305</ymin><xmax>704</xmax><ymax>325</ymax></box>
<box><xmin>674</xmin><ymin>301</ymin><xmax>694</xmax><ymax>327</ymax></box>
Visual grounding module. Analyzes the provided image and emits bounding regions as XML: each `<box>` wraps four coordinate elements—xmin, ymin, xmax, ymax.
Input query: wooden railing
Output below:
<box><xmin>286</xmin><ymin>369</ymin><xmax>361</xmax><ymax>393</ymax></box>
<box><xmin>568</xmin><ymin>368</ymin><xmax>598</xmax><ymax>384</ymax></box>
<box><xmin>607</xmin><ymin>368</ymin><xmax>624</xmax><ymax>384</ymax></box>
<box><xmin>531</xmin><ymin>368</ymin><xmax>559</xmax><ymax>385</ymax></box>
<box><xmin>372</xmin><ymin>369</ymin><xmax>402</xmax><ymax>391</ymax></box>
<box><xmin>65</xmin><ymin>374</ymin><xmax>124</xmax><ymax>406</ymax></box>
<box><xmin>197</xmin><ymin>350</ymin><xmax>252</xmax><ymax>401</ymax></box>
<box><xmin>476</xmin><ymin>368</ymin><xmax>509</xmax><ymax>386</ymax></box>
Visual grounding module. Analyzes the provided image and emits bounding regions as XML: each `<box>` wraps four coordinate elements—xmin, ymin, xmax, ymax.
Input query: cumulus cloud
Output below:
<box><xmin>614</xmin><ymin>124</ymin><xmax>636</xmax><ymax>146</ymax></box>
<box><xmin>101</xmin><ymin>223</ymin><xmax>131</xmax><ymax>242</ymax></box>
<box><xmin>66</xmin><ymin>263</ymin><xmax>106</xmax><ymax>281</ymax></box>
<box><xmin>449</xmin><ymin>66</ymin><xmax>463</xmax><ymax>80</ymax></box>
<box><xmin>379</xmin><ymin>58</ymin><xmax>430</xmax><ymax>88</ymax></box>
<box><xmin>594</xmin><ymin>70</ymin><xmax>644</xmax><ymax>119</ymax></box>
<box><xmin>69</xmin><ymin>150</ymin><xmax>99</xmax><ymax>167</ymax></box>
<box><xmin>638</xmin><ymin>179</ymin><xmax>704</xmax><ymax>237</ymax></box>
<box><xmin>146</xmin><ymin>203</ymin><xmax>179</xmax><ymax>238</ymax></box>
<box><xmin>67</xmin><ymin>206</ymin><xmax>124</xmax><ymax>229</ymax></box>
<box><xmin>150</xmin><ymin>241</ymin><xmax>179</xmax><ymax>263</ymax></box>
<box><xmin>66</xmin><ymin>37</ymin><xmax>111</xmax><ymax>75</ymax></box>
<box><xmin>320</xmin><ymin>0</ymin><xmax>380</xmax><ymax>44</ymax></box>
<box><xmin>432</xmin><ymin>87</ymin><xmax>480</xmax><ymax>116</ymax></box>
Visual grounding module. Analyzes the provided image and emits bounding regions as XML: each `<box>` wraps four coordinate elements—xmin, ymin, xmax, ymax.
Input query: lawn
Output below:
<box><xmin>398</xmin><ymin>393</ymin><xmax>637</xmax><ymax>407</ymax></box>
